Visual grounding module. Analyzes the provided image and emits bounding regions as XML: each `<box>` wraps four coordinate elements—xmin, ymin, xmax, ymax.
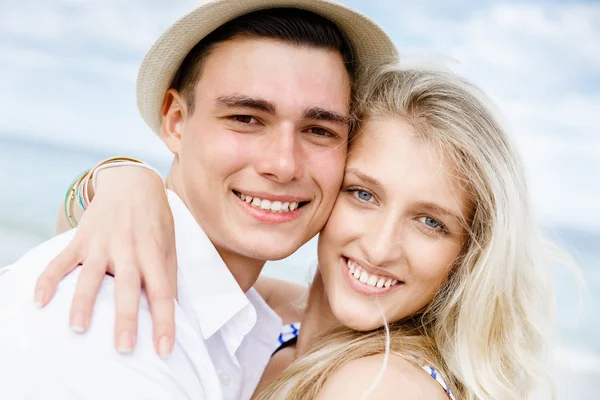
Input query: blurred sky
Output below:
<box><xmin>0</xmin><ymin>0</ymin><xmax>599</xmax><ymax>231</ymax></box>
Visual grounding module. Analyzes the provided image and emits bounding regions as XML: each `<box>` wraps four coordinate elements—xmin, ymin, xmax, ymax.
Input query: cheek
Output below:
<box><xmin>318</xmin><ymin>198</ymin><xmax>364</xmax><ymax>280</ymax></box>
<box><xmin>181</xmin><ymin>123</ymin><xmax>251</xmax><ymax>176</ymax></box>
<box><xmin>306</xmin><ymin>147</ymin><xmax>346</xmax><ymax>201</ymax></box>
<box><xmin>405</xmin><ymin>235</ymin><xmax>460</xmax><ymax>292</ymax></box>
<box><xmin>320</xmin><ymin>196</ymin><xmax>359</xmax><ymax>243</ymax></box>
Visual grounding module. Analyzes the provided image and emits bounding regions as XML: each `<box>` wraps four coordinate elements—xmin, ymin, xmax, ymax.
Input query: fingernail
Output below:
<box><xmin>117</xmin><ymin>331</ymin><xmax>134</xmax><ymax>354</ymax></box>
<box><xmin>158</xmin><ymin>336</ymin><xmax>171</xmax><ymax>358</ymax></box>
<box><xmin>34</xmin><ymin>288</ymin><xmax>45</xmax><ymax>308</ymax></box>
<box><xmin>70</xmin><ymin>311</ymin><xmax>86</xmax><ymax>333</ymax></box>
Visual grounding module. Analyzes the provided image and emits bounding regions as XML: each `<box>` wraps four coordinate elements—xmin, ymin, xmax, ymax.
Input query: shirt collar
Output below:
<box><xmin>168</xmin><ymin>190</ymin><xmax>252</xmax><ymax>340</ymax></box>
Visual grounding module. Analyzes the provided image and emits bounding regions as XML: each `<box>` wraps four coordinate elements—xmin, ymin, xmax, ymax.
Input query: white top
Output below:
<box><xmin>0</xmin><ymin>190</ymin><xmax>282</xmax><ymax>400</ymax></box>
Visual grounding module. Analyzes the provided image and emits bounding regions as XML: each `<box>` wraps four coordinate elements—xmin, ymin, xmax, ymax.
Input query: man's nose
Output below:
<box><xmin>255</xmin><ymin>127</ymin><xmax>303</xmax><ymax>183</ymax></box>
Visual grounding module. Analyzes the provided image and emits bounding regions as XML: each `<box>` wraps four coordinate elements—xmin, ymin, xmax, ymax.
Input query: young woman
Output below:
<box><xmin>37</xmin><ymin>67</ymin><xmax>562</xmax><ymax>399</ymax></box>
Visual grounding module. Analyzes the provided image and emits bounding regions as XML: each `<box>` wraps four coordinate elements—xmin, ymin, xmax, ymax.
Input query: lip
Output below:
<box><xmin>346</xmin><ymin>257</ymin><xmax>402</xmax><ymax>282</ymax></box>
<box><xmin>233</xmin><ymin>191</ymin><xmax>305</xmax><ymax>224</ymax></box>
<box><xmin>341</xmin><ymin>257</ymin><xmax>403</xmax><ymax>296</ymax></box>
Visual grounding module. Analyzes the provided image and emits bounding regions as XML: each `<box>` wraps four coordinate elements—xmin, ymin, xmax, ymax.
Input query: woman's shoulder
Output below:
<box><xmin>315</xmin><ymin>354</ymin><xmax>450</xmax><ymax>400</ymax></box>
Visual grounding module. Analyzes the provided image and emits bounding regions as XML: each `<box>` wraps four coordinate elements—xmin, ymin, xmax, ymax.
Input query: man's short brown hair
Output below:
<box><xmin>170</xmin><ymin>8</ymin><xmax>356</xmax><ymax>113</ymax></box>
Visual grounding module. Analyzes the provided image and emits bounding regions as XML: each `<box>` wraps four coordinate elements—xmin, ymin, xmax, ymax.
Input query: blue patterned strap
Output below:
<box><xmin>422</xmin><ymin>366</ymin><xmax>455</xmax><ymax>400</ymax></box>
<box><xmin>277</xmin><ymin>322</ymin><xmax>301</xmax><ymax>345</ymax></box>
<box><xmin>273</xmin><ymin>322</ymin><xmax>302</xmax><ymax>355</ymax></box>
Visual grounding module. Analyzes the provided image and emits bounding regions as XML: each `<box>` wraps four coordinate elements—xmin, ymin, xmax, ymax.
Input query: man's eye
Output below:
<box><xmin>232</xmin><ymin>115</ymin><xmax>257</xmax><ymax>124</ymax></box>
<box><xmin>306</xmin><ymin>127</ymin><xmax>335</xmax><ymax>138</ymax></box>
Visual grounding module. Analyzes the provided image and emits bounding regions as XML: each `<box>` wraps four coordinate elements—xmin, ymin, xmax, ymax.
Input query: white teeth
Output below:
<box><xmin>359</xmin><ymin>271</ymin><xmax>369</xmax><ymax>283</ymax></box>
<box><xmin>346</xmin><ymin>260</ymin><xmax>399</xmax><ymax>289</ymax></box>
<box><xmin>260</xmin><ymin>199</ymin><xmax>272</xmax><ymax>210</ymax></box>
<box><xmin>367</xmin><ymin>275</ymin><xmax>378</xmax><ymax>287</ymax></box>
<box><xmin>237</xmin><ymin>192</ymin><xmax>302</xmax><ymax>213</ymax></box>
<box><xmin>358</xmin><ymin>271</ymin><xmax>369</xmax><ymax>283</ymax></box>
<box><xmin>348</xmin><ymin>260</ymin><xmax>355</xmax><ymax>273</ymax></box>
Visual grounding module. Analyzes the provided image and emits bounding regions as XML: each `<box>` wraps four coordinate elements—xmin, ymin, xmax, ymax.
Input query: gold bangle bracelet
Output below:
<box><xmin>88</xmin><ymin>156</ymin><xmax>144</xmax><ymax>190</ymax></box>
<box><xmin>65</xmin><ymin>157</ymin><xmax>146</xmax><ymax>228</ymax></box>
<box><xmin>64</xmin><ymin>171</ymin><xmax>89</xmax><ymax>228</ymax></box>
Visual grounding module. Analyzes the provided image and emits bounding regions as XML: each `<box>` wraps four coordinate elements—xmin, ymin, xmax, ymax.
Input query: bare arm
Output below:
<box><xmin>55</xmin><ymin>203</ymin><xmax>75</xmax><ymax>235</ymax></box>
<box><xmin>37</xmin><ymin>163</ymin><xmax>178</xmax><ymax>357</ymax></box>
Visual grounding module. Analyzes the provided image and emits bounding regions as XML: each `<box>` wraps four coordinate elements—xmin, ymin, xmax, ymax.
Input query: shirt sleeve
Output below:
<box><xmin>0</xmin><ymin>234</ymin><xmax>203</xmax><ymax>400</ymax></box>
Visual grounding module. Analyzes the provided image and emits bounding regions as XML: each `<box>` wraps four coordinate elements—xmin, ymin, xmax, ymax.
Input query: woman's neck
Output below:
<box><xmin>295</xmin><ymin>269</ymin><xmax>343</xmax><ymax>357</ymax></box>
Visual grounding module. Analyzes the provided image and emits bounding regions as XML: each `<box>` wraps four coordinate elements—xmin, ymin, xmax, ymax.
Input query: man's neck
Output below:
<box><xmin>165</xmin><ymin>173</ymin><xmax>264</xmax><ymax>292</ymax></box>
<box><xmin>295</xmin><ymin>270</ymin><xmax>342</xmax><ymax>357</ymax></box>
<box><xmin>214</xmin><ymin>246</ymin><xmax>265</xmax><ymax>292</ymax></box>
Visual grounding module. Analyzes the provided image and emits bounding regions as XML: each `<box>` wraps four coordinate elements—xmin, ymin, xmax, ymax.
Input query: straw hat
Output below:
<box><xmin>136</xmin><ymin>0</ymin><xmax>399</xmax><ymax>135</ymax></box>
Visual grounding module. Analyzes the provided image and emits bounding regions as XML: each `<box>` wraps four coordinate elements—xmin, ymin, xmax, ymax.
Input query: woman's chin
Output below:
<box><xmin>332</xmin><ymin>303</ymin><xmax>385</xmax><ymax>332</ymax></box>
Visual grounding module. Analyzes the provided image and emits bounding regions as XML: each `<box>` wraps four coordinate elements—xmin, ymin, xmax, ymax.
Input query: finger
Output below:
<box><xmin>144</xmin><ymin>259</ymin><xmax>176</xmax><ymax>358</ymax></box>
<box><xmin>35</xmin><ymin>245</ymin><xmax>81</xmax><ymax>307</ymax></box>
<box><xmin>68</xmin><ymin>256</ymin><xmax>108</xmax><ymax>334</ymax></box>
<box><xmin>113</xmin><ymin>263</ymin><xmax>142</xmax><ymax>354</ymax></box>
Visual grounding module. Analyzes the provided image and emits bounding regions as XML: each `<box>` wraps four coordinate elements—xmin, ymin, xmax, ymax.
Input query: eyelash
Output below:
<box><xmin>229</xmin><ymin>116</ymin><xmax>337</xmax><ymax>138</ymax></box>
<box><xmin>345</xmin><ymin>187</ymin><xmax>376</xmax><ymax>204</ymax></box>
<box><xmin>345</xmin><ymin>187</ymin><xmax>449</xmax><ymax>234</ymax></box>
<box><xmin>230</xmin><ymin>115</ymin><xmax>259</xmax><ymax>124</ymax></box>
<box><xmin>417</xmin><ymin>215</ymin><xmax>449</xmax><ymax>235</ymax></box>
<box><xmin>306</xmin><ymin>127</ymin><xmax>337</xmax><ymax>139</ymax></box>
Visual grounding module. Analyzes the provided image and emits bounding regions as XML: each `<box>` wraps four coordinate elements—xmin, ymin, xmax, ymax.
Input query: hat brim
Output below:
<box><xmin>136</xmin><ymin>0</ymin><xmax>399</xmax><ymax>135</ymax></box>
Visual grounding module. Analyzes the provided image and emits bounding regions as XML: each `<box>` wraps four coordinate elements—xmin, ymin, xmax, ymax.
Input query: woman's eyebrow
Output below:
<box><xmin>415</xmin><ymin>202</ymin><xmax>463</xmax><ymax>223</ymax></box>
<box><xmin>345</xmin><ymin>168</ymin><xmax>386</xmax><ymax>194</ymax></box>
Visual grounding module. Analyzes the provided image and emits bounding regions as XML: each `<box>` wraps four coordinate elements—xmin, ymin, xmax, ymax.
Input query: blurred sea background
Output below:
<box><xmin>1</xmin><ymin>0</ymin><xmax>598</xmax><ymax>398</ymax></box>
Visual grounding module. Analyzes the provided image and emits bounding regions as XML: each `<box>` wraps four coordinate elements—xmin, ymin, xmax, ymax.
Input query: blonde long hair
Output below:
<box><xmin>258</xmin><ymin>66</ymin><xmax>561</xmax><ymax>399</ymax></box>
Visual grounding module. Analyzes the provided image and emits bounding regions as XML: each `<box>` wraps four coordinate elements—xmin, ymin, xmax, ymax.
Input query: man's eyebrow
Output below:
<box><xmin>215</xmin><ymin>95</ymin><xmax>276</xmax><ymax>114</ymax></box>
<box><xmin>345</xmin><ymin>168</ymin><xmax>386</xmax><ymax>193</ymax></box>
<box><xmin>303</xmin><ymin>107</ymin><xmax>351</xmax><ymax>126</ymax></box>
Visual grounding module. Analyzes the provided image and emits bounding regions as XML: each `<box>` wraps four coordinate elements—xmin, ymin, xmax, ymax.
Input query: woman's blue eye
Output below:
<box><xmin>419</xmin><ymin>216</ymin><xmax>442</xmax><ymax>230</ymax></box>
<box><xmin>356</xmin><ymin>190</ymin><xmax>373</xmax><ymax>202</ymax></box>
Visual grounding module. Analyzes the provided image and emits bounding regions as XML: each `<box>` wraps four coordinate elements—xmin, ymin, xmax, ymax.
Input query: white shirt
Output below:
<box><xmin>0</xmin><ymin>190</ymin><xmax>282</xmax><ymax>400</ymax></box>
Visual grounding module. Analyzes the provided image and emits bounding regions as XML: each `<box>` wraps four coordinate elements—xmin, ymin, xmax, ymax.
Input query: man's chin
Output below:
<box><xmin>243</xmin><ymin>246</ymin><xmax>298</xmax><ymax>262</ymax></box>
<box><xmin>234</xmin><ymin>236</ymin><xmax>305</xmax><ymax>261</ymax></box>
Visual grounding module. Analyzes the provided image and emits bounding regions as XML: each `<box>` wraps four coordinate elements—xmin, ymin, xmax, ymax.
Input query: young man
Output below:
<box><xmin>0</xmin><ymin>1</ymin><xmax>397</xmax><ymax>399</ymax></box>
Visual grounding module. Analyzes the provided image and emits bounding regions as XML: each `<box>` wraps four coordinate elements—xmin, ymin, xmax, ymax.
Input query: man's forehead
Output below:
<box><xmin>202</xmin><ymin>38</ymin><xmax>349</xmax><ymax>88</ymax></box>
<box><xmin>192</xmin><ymin>37</ymin><xmax>351</xmax><ymax>115</ymax></box>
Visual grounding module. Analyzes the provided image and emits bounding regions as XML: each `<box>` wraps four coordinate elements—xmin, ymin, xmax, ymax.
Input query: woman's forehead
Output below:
<box><xmin>346</xmin><ymin>117</ymin><xmax>470</xmax><ymax>216</ymax></box>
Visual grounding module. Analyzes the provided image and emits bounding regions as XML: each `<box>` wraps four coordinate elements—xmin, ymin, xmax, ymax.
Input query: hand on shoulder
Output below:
<box><xmin>316</xmin><ymin>354</ymin><xmax>450</xmax><ymax>400</ymax></box>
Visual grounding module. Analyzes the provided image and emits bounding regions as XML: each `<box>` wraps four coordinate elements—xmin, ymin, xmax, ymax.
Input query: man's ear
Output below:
<box><xmin>161</xmin><ymin>89</ymin><xmax>187</xmax><ymax>155</ymax></box>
